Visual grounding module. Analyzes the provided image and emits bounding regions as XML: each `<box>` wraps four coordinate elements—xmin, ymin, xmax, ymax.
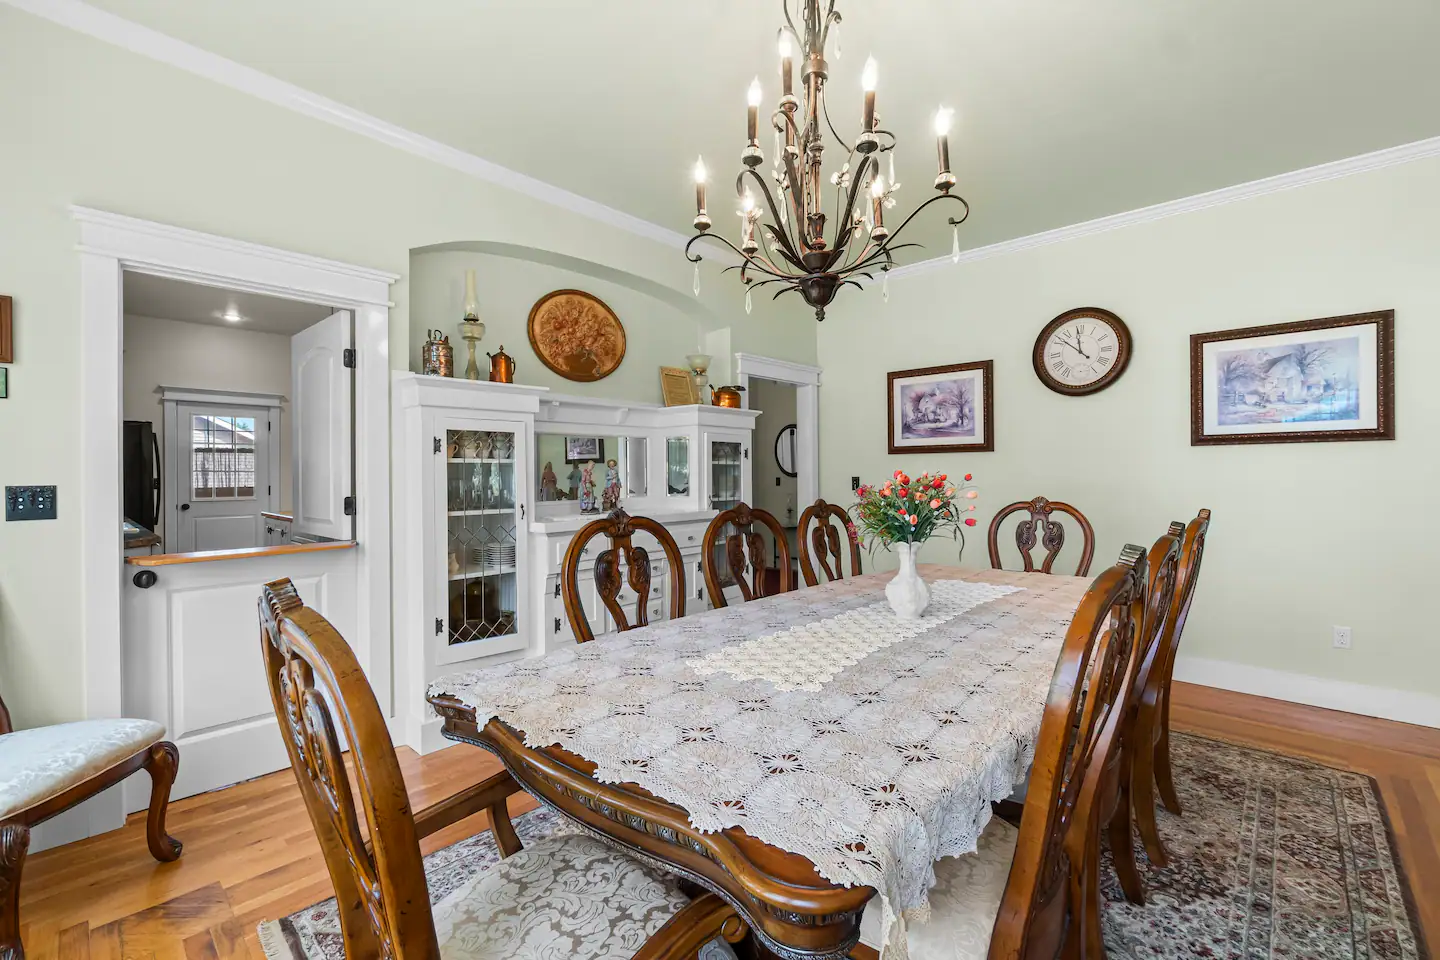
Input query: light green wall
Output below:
<box><xmin>819</xmin><ymin>155</ymin><xmax>1440</xmax><ymax>699</ymax></box>
<box><xmin>0</xmin><ymin>7</ymin><xmax>815</xmax><ymax>726</ymax></box>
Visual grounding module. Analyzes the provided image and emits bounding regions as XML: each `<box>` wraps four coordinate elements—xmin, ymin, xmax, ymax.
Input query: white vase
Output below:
<box><xmin>886</xmin><ymin>541</ymin><xmax>930</xmax><ymax>619</ymax></box>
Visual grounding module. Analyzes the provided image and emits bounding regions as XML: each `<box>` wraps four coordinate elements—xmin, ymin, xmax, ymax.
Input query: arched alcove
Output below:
<box><xmin>410</xmin><ymin>241</ymin><xmax>726</xmax><ymax>402</ymax></box>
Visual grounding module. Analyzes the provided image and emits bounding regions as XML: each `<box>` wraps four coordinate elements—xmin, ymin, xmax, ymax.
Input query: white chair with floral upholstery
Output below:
<box><xmin>0</xmin><ymin>694</ymin><xmax>181</xmax><ymax>956</ymax></box>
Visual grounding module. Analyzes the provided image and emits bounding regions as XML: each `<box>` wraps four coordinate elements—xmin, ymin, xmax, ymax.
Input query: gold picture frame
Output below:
<box><xmin>660</xmin><ymin>366</ymin><xmax>697</xmax><ymax>406</ymax></box>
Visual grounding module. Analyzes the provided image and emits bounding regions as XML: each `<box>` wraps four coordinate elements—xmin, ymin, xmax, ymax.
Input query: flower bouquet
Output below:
<box><xmin>851</xmin><ymin>469</ymin><xmax>979</xmax><ymax>618</ymax></box>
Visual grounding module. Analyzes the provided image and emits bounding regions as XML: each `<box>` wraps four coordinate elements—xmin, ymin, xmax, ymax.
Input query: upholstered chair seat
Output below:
<box><xmin>857</xmin><ymin>816</ymin><xmax>1019</xmax><ymax>960</ymax></box>
<box><xmin>0</xmin><ymin>718</ymin><xmax>166</xmax><ymax>819</ymax></box>
<box><xmin>432</xmin><ymin>832</ymin><xmax>692</xmax><ymax>960</ymax></box>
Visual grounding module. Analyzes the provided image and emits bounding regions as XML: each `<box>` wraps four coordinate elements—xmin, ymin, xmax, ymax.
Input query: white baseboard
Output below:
<box><xmin>1172</xmin><ymin>656</ymin><xmax>1440</xmax><ymax>729</ymax></box>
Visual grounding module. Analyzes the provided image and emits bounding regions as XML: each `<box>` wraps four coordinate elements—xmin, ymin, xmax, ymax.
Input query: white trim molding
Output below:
<box><xmin>21</xmin><ymin>2</ymin><xmax>1440</xmax><ymax>271</ymax></box>
<box><xmin>734</xmin><ymin>353</ymin><xmax>823</xmax><ymax>509</ymax></box>
<box><xmin>72</xmin><ymin>206</ymin><xmax>396</xmax><ymax>841</ymax></box>
<box><xmin>12</xmin><ymin>0</ymin><xmax>686</xmax><ymax>250</ymax></box>
<box><xmin>891</xmin><ymin>135</ymin><xmax>1440</xmax><ymax>281</ymax></box>
<box><xmin>1173</xmin><ymin>656</ymin><xmax>1440</xmax><ymax>730</ymax></box>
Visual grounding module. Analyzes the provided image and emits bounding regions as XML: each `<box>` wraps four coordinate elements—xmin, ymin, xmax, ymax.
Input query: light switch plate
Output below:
<box><xmin>5</xmin><ymin>486</ymin><xmax>57</xmax><ymax>521</ymax></box>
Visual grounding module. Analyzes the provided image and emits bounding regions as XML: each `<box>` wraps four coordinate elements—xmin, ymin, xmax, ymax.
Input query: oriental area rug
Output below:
<box><xmin>259</xmin><ymin>733</ymin><xmax>1428</xmax><ymax>960</ymax></box>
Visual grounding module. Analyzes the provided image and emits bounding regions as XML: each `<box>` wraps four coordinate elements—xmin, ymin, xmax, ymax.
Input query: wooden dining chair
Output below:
<box><xmin>797</xmin><ymin>499</ymin><xmax>863</xmax><ymax>587</ymax></box>
<box><xmin>259</xmin><ymin>578</ymin><xmax>747</xmax><ymax>960</ymax></box>
<box><xmin>701</xmin><ymin>502</ymin><xmax>792</xmax><ymax>608</ymax></box>
<box><xmin>0</xmin><ymin>695</ymin><xmax>183</xmax><ymax>957</ymax></box>
<box><xmin>1127</xmin><ymin>508</ymin><xmax>1211</xmax><ymax>871</ymax></box>
<box><xmin>561</xmin><ymin>508</ymin><xmax>687</xmax><ymax>643</ymax></box>
<box><xmin>987</xmin><ymin>496</ymin><xmax>1096</xmax><ymax>577</ymax></box>
<box><xmin>1105</xmin><ymin>527</ymin><xmax>1181</xmax><ymax>906</ymax></box>
<box><xmin>854</xmin><ymin>544</ymin><xmax>1150</xmax><ymax>960</ymax></box>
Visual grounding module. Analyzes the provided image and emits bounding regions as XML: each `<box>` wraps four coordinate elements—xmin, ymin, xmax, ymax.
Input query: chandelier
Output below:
<box><xmin>686</xmin><ymin>0</ymin><xmax>969</xmax><ymax>321</ymax></box>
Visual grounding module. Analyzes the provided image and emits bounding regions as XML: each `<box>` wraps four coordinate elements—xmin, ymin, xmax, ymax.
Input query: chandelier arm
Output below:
<box><xmin>819</xmin><ymin>84</ymin><xmax>857</xmax><ymax>165</ymax></box>
<box><xmin>866</xmin><ymin>192</ymin><xmax>969</xmax><ymax>255</ymax></box>
<box><xmin>782</xmin><ymin>0</ymin><xmax>803</xmax><ymax>51</ymax></box>
<box><xmin>755</xmin><ymin>222</ymin><xmax>799</xmax><ymax>274</ymax></box>
<box><xmin>686</xmin><ymin>233</ymin><xmax>792</xmax><ymax>281</ymax></box>
<box><xmin>771</xmin><ymin>110</ymin><xmax>808</xmax><ymax>229</ymax></box>
<box><xmin>738</xmin><ymin>168</ymin><xmax>807</xmax><ymax>267</ymax></box>
<box><xmin>843</xmin><ymin>240</ymin><xmax>925</xmax><ymax>276</ymax></box>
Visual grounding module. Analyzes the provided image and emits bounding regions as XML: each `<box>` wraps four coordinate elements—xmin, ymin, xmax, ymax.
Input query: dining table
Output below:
<box><xmin>427</xmin><ymin>564</ymin><xmax>1091</xmax><ymax>960</ymax></box>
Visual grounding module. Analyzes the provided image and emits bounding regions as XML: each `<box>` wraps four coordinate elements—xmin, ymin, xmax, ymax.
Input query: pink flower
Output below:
<box><xmin>968</xmin><ymin>504</ymin><xmax>977</xmax><ymax>511</ymax></box>
<box><xmin>930</xmin><ymin>498</ymin><xmax>942</xmax><ymax>508</ymax></box>
<box><xmin>945</xmin><ymin>486</ymin><xmax>955</xmax><ymax>496</ymax></box>
<box><xmin>894</xmin><ymin>469</ymin><xmax>905</xmax><ymax>479</ymax></box>
<box><xmin>965</xmin><ymin>490</ymin><xmax>978</xmax><ymax>499</ymax></box>
<box><xmin>909</xmin><ymin>516</ymin><xmax>918</xmax><ymax>526</ymax></box>
<box><xmin>964</xmin><ymin>517</ymin><xmax>977</xmax><ymax>527</ymax></box>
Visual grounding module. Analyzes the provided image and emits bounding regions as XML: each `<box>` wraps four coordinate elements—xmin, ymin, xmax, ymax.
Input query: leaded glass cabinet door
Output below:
<box><xmin>705</xmin><ymin>430</ymin><xmax>749</xmax><ymax>592</ymax></box>
<box><xmin>435</xmin><ymin>418</ymin><xmax>529</xmax><ymax>662</ymax></box>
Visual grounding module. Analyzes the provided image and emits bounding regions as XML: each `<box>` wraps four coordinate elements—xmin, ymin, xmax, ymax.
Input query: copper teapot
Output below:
<box><xmin>710</xmin><ymin>384</ymin><xmax>745</xmax><ymax>408</ymax></box>
<box><xmin>487</xmin><ymin>345</ymin><xmax>515</xmax><ymax>384</ymax></box>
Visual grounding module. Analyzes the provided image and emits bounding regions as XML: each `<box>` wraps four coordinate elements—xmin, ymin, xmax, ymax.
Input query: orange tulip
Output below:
<box><xmin>965</xmin><ymin>490</ymin><xmax>978</xmax><ymax>499</ymax></box>
<box><xmin>930</xmin><ymin>499</ymin><xmax>942</xmax><ymax>508</ymax></box>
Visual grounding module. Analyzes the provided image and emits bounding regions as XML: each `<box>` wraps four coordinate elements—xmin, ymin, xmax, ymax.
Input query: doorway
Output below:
<box><xmin>63</xmin><ymin>207</ymin><xmax>394</xmax><ymax>851</ymax></box>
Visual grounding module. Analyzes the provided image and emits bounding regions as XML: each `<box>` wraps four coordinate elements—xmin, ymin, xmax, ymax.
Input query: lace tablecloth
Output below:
<box><xmin>430</xmin><ymin>567</ymin><xmax>1090</xmax><ymax>959</ymax></box>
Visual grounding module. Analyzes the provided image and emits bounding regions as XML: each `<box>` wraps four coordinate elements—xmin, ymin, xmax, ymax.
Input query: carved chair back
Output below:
<box><xmin>701</xmin><ymin>502</ymin><xmax>792</xmax><ymax>608</ymax></box>
<box><xmin>989</xmin><ymin>545</ymin><xmax>1148</xmax><ymax>960</ymax></box>
<box><xmin>797</xmin><ymin>499</ymin><xmax>862</xmax><ymax>587</ymax></box>
<box><xmin>259</xmin><ymin>579</ymin><xmax>440</xmax><ymax>959</ymax></box>
<box><xmin>1153</xmin><ymin>509</ymin><xmax>1210</xmax><ymax>707</ymax></box>
<box><xmin>561</xmin><ymin>509</ymin><xmax>688</xmax><ymax>643</ymax></box>
<box><xmin>987</xmin><ymin>496</ymin><xmax>1096</xmax><ymax>577</ymax></box>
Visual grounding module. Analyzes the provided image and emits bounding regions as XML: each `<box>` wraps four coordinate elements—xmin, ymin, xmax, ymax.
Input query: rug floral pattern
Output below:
<box><xmin>262</xmin><ymin>734</ymin><xmax>1428</xmax><ymax>960</ymax></box>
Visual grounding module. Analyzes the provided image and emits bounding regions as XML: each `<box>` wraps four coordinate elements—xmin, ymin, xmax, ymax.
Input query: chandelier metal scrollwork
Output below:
<box><xmin>686</xmin><ymin>0</ymin><xmax>968</xmax><ymax>321</ymax></box>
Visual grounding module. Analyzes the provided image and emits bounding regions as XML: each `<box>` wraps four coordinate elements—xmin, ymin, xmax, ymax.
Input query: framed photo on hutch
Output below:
<box><xmin>887</xmin><ymin>360</ymin><xmax>994</xmax><ymax>454</ymax></box>
<box><xmin>1190</xmin><ymin>309</ymin><xmax>1394</xmax><ymax>446</ymax></box>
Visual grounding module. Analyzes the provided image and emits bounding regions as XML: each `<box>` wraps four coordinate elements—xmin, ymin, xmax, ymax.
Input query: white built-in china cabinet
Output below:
<box><xmin>392</xmin><ymin>372</ymin><xmax>758</xmax><ymax>751</ymax></box>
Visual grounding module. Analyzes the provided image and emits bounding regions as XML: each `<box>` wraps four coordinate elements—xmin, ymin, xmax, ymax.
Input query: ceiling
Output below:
<box><xmin>123</xmin><ymin>272</ymin><xmax>335</xmax><ymax>335</ymax></box>
<box><xmin>86</xmin><ymin>0</ymin><xmax>1440</xmax><ymax>259</ymax></box>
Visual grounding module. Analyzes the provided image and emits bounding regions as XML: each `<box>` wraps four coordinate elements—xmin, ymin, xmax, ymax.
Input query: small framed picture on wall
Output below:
<box><xmin>1190</xmin><ymin>310</ymin><xmax>1394</xmax><ymax>445</ymax></box>
<box><xmin>887</xmin><ymin>360</ymin><xmax>994</xmax><ymax>454</ymax></box>
<box><xmin>0</xmin><ymin>295</ymin><xmax>12</xmax><ymax>364</ymax></box>
<box><xmin>564</xmin><ymin>436</ymin><xmax>605</xmax><ymax>463</ymax></box>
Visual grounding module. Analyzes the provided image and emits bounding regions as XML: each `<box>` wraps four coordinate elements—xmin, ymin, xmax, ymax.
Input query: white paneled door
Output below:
<box><xmin>291</xmin><ymin>310</ymin><xmax>354</xmax><ymax>541</ymax></box>
<box><xmin>121</xmin><ymin>547</ymin><xmax>359</xmax><ymax>810</ymax></box>
<box><xmin>174</xmin><ymin>403</ymin><xmax>274</xmax><ymax>552</ymax></box>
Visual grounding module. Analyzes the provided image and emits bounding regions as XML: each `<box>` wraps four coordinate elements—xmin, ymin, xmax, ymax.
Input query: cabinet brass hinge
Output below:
<box><xmin>554</xmin><ymin>580</ymin><xmax>561</xmax><ymax>598</ymax></box>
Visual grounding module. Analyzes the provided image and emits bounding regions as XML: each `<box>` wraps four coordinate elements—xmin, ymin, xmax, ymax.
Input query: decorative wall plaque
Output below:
<box><xmin>527</xmin><ymin>290</ymin><xmax>627</xmax><ymax>383</ymax></box>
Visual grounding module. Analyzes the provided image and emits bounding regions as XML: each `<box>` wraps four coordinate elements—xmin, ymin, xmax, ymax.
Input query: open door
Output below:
<box><xmin>291</xmin><ymin>310</ymin><xmax>354</xmax><ymax>541</ymax></box>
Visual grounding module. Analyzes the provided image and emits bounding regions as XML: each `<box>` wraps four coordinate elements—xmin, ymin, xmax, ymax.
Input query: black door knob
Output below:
<box><xmin>132</xmin><ymin>570</ymin><xmax>158</xmax><ymax>589</ymax></box>
<box><xmin>180</xmin><ymin>503</ymin><xmax>191</xmax><ymax>511</ymax></box>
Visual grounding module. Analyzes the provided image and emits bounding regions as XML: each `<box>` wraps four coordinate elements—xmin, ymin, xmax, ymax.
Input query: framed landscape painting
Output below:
<box><xmin>887</xmin><ymin>360</ymin><xmax>994</xmax><ymax>454</ymax></box>
<box><xmin>1191</xmin><ymin>310</ymin><xmax>1394</xmax><ymax>446</ymax></box>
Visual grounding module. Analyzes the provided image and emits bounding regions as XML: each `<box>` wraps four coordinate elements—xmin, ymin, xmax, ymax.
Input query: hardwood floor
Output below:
<box><xmin>17</xmin><ymin>683</ymin><xmax>1439</xmax><ymax>958</ymax></box>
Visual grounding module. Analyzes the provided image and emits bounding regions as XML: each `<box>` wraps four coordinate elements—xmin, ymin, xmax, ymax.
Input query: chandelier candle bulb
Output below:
<box><xmin>747</xmin><ymin>78</ymin><xmax>762</xmax><ymax>144</ymax></box>
<box><xmin>779</xmin><ymin>32</ymin><xmax>794</xmax><ymax>96</ymax></box>
<box><xmin>861</xmin><ymin>57</ymin><xmax>878</xmax><ymax>130</ymax></box>
<box><xmin>693</xmin><ymin>157</ymin><xmax>711</xmax><ymax>231</ymax></box>
<box><xmin>933</xmin><ymin>107</ymin><xmax>956</xmax><ymax>192</ymax></box>
<box><xmin>870</xmin><ymin>176</ymin><xmax>888</xmax><ymax>240</ymax></box>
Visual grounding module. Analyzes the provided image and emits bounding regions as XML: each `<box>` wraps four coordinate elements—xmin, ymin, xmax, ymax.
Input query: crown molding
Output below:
<box><xmin>9</xmin><ymin>0</ymin><xmax>688</xmax><ymax>250</ymax></box>
<box><xmin>888</xmin><ymin>134</ymin><xmax>1440</xmax><ymax>281</ymax></box>
<box><xmin>16</xmin><ymin>0</ymin><xmax>1440</xmax><ymax>275</ymax></box>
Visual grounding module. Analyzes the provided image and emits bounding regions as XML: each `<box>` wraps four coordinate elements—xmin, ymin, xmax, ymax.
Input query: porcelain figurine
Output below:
<box><xmin>601</xmin><ymin>458</ymin><xmax>622</xmax><ymax>511</ymax></box>
<box><xmin>567</xmin><ymin>463</ymin><xmax>583</xmax><ymax>500</ymax></box>
<box><xmin>540</xmin><ymin>461</ymin><xmax>559</xmax><ymax>501</ymax></box>
<box><xmin>579</xmin><ymin>461</ymin><xmax>598</xmax><ymax>514</ymax></box>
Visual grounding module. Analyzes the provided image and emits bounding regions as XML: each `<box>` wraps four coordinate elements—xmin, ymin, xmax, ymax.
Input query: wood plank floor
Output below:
<box><xmin>17</xmin><ymin>683</ymin><xmax>1439</xmax><ymax>958</ymax></box>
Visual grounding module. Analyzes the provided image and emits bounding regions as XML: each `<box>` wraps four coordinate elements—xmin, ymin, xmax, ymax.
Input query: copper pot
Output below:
<box><xmin>710</xmin><ymin>384</ymin><xmax>745</xmax><ymax>408</ymax></box>
<box><xmin>488</xmin><ymin>345</ymin><xmax>515</xmax><ymax>384</ymax></box>
<box><xmin>422</xmin><ymin>330</ymin><xmax>453</xmax><ymax>377</ymax></box>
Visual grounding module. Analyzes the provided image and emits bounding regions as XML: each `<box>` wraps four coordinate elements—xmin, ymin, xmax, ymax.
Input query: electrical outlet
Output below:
<box><xmin>851</xmin><ymin>476</ymin><xmax>861</xmax><ymax>491</ymax></box>
<box><xmin>1332</xmin><ymin>625</ymin><xmax>1352</xmax><ymax>649</ymax></box>
<box><xmin>5</xmin><ymin>485</ymin><xmax>58</xmax><ymax>521</ymax></box>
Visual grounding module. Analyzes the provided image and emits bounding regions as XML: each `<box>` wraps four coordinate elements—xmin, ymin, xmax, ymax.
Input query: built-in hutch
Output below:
<box><xmin>392</xmin><ymin>372</ymin><xmax>758</xmax><ymax>751</ymax></box>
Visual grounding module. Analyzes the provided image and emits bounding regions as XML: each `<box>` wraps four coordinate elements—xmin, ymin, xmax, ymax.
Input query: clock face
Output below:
<box><xmin>1033</xmin><ymin>308</ymin><xmax>1132</xmax><ymax>395</ymax></box>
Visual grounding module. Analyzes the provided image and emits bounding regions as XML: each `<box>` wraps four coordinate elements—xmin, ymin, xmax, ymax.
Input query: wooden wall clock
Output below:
<box><xmin>1032</xmin><ymin>306</ymin><xmax>1132</xmax><ymax>396</ymax></box>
